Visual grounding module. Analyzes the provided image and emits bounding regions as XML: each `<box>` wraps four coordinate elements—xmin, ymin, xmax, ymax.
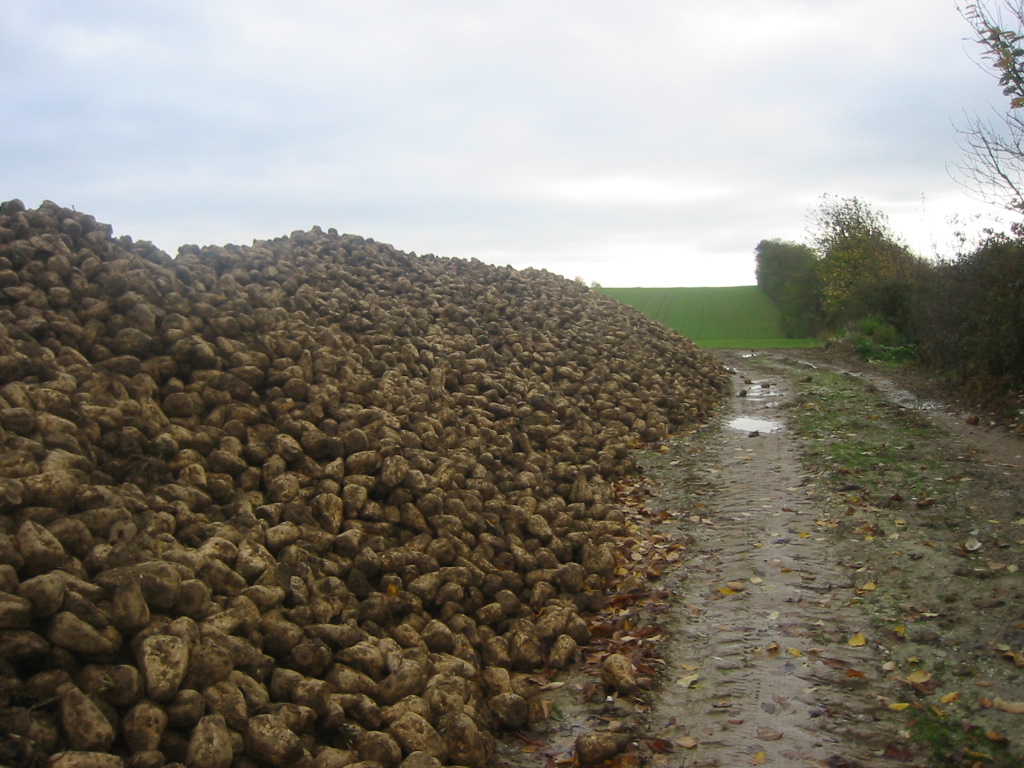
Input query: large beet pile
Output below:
<box><xmin>0</xmin><ymin>199</ymin><xmax>728</xmax><ymax>768</ymax></box>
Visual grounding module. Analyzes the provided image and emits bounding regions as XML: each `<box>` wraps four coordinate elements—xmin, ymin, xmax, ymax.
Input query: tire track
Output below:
<box><xmin>642</xmin><ymin>356</ymin><xmax>909</xmax><ymax>767</ymax></box>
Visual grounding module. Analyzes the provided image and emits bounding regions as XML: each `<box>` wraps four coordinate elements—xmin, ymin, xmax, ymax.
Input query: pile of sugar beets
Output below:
<box><xmin>0</xmin><ymin>199</ymin><xmax>729</xmax><ymax>768</ymax></box>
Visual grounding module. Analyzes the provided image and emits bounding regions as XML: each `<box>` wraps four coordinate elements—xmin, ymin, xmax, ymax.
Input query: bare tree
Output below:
<box><xmin>956</xmin><ymin>1</ymin><xmax>1024</xmax><ymax>214</ymax></box>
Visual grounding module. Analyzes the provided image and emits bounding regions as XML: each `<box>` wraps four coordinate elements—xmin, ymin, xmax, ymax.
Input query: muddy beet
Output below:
<box><xmin>0</xmin><ymin>199</ymin><xmax>728</xmax><ymax>767</ymax></box>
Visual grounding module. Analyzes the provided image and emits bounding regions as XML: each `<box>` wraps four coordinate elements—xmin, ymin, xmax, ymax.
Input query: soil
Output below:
<box><xmin>495</xmin><ymin>350</ymin><xmax>1024</xmax><ymax>768</ymax></box>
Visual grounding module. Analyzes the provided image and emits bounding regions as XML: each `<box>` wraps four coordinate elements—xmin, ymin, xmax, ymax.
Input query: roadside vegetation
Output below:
<box><xmin>761</xmin><ymin>358</ymin><xmax>1024</xmax><ymax>767</ymax></box>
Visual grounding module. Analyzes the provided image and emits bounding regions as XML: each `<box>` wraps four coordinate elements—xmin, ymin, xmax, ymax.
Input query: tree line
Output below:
<box><xmin>755</xmin><ymin>1</ymin><xmax>1024</xmax><ymax>403</ymax></box>
<box><xmin>755</xmin><ymin>194</ymin><xmax>1024</xmax><ymax>399</ymax></box>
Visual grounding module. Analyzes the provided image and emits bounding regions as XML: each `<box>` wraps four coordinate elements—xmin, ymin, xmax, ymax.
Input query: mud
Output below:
<box><xmin>639</xmin><ymin>357</ymin><xmax>899</xmax><ymax>767</ymax></box>
<box><xmin>496</xmin><ymin>350</ymin><xmax>1024</xmax><ymax>768</ymax></box>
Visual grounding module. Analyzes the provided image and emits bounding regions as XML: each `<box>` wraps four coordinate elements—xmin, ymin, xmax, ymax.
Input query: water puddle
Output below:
<box><xmin>726</xmin><ymin>416</ymin><xmax>783</xmax><ymax>433</ymax></box>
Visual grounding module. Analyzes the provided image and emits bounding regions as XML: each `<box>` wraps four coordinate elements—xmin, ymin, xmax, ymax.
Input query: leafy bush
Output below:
<box><xmin>909</xmin><ymin>234</ymin><xmax>1024</xmax><ymax>407</ymax></box>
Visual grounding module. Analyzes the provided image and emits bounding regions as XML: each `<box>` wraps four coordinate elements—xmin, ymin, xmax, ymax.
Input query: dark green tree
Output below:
<box><xmin>754</xmin><ymin>239</ymin><xmax>822</xmax><ymax>336</ymax></box>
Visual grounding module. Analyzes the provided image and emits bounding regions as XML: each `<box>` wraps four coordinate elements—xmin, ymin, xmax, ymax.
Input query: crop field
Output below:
<box><xmin>598</xmin><ymin>285</ymin><xmax>820</xmax><ymax>349</ymax></box>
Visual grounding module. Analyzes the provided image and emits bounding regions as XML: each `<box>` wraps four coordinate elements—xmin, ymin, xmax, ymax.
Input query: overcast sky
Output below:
<box><xmin>1</xmin><ymin>0</ymin><xmax>1013</xmax><ymax>287</ymax></box>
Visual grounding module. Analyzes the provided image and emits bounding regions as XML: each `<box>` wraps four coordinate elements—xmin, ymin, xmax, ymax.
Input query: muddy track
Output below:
<box><xmin>638</xmin><ymin>354</ymin><xmax>908</xmax><ymax>767</ymax></box>
<box><xmin>497</xmin><ymin>351</ymin><xmax>1024</xmax><ymax>768</ymax></box>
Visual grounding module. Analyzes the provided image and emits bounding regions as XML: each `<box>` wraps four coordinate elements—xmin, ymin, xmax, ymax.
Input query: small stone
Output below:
<box><xmin>16</xmin><ymin>519</ymin><xmax>67</xmax><ymax>572</ymax></box>
<box><xmin>601</xmin><ymin>653</ymin><xmax>636</xmax><ymax>695</ymax></box>
<box><xmin>186</xmin><ymin>713</ymin><xmax>234</xmax><ymax>768</ymax></box>
<box><xmin>49</xmin><ymin>611</ymin><xmax>116</xmax><ymax>655</ymax></box>
<box><xmin>59</xmin><ymin>684</ymin><xmax>116</xmax><ymax>752</ymax></box>
<box><xmin>138</xmin><ymin>634</ymin><xmax>190</xmax><ymax>701</ymax></box>
<box><xmin>122</xmin><ymin>700</ymin><xmax>168</xmax><ymax>753</ymax></box>
<box><xmin>244</xmin><ymin>714</ymin><xmax>306</xmax><ymax>768</ymax></box>
<box><xmin>575</xmin><ymin>732</ymin><xmax>630</xmax><ymax>766</ymax></box>
<box><xmin>387</xmin><ymin>711</ymin><xmax>446</xmax><ymax>761</ymax></box>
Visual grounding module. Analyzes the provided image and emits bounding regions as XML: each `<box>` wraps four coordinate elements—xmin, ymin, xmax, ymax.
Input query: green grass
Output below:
<box><xmin>599</xmin><ymin>286</ymin><xmax>820</xmax><ymax>348</ymax></box>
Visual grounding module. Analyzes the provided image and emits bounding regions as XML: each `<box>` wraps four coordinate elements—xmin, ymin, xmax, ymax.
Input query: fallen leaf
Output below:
<box><xmin>648</xmin><ymin>738</ymin><xmax>674</xmax><ymax>754</ymax></box>
<box><xmin>857</xmin><ymin>581</ymin><xmax>878</xmax><ymax>593</ymax></box>
<box><xmin>980</xmin><ymin>697</ymin><xmax>1024</xmax><ymax>714</ymax></box>
<box><xmin>767</xmin><ymin>610</ymin><xmax>779</xmax><ymax>621</ymax></box>
<box><xmin>1001</xmin><ymin>648</ymin><xmax>1024</xmax><ymax>667</ymax></box>
<box><xmin>677</xmin><ymin>736</ymin><xmax>698</xmax><ymax>749</ymax></box>
<box><xmin>756</xmin><ymin>727</ymin><xmax>784</xmax><ymax>741</ymax></box>
<box><xmin>985</xmin><ymin>730</ymin><xmax>1010</xmax><ymax>744</ymax></box>
<box><xmin>749</xmin><ymin>576</ymin><xmax>764</xmax><ymax>585</ymax></box>
<box><xmin>889</xmin><ymin>702</ymin><xmax>911</xmax><ymax>711</ymax></box>
<box><xmin>848</xmin><ymin>633</ymin><xmax>867</xmax><ymax>647</ymax></box>
<box><xmin>965</xmin><ymin>536</ymin><xmax>983</xmax><ymax>552</ymax></box>
<box><xmin>907</xmin><ymin>669</ymin><xmax>933</xmax><ymax>684</ymax></box>
<box><xmin>788</xmin><ymin>647</ymin><xmax>803</xmax><ymax>657</ymax></box>
<box><xmin>882</xmin><ymin>661</ymin><xmax>898</xmax><ymax>672</ymax></box>
<box><xmin>846</xmin><ymin>668</ymin><xmax>866</xmax><ymax>679</ymax></box>
<box><xmin>939</xmin><ymin>692</ymin><xmax>961</xmax><ymax>704</ymax></box>
<box><xmin>717</xmin><ymin>587</ymin><xmax>738</xmax><ymax>596</ymax></box>
<box><xmin>751</xmin><ymin>751</ymin><xmax>766</xmax><ymax>765</ymax></box>
<box><xmin>766</xmin><ymin>642</ymin><xmax>780</xmax><ymax>653</ymax></box>
<box><xmin>677</xmin><ymin>673</ymin><xmax>700</xmax><ymax>688</ymax></box>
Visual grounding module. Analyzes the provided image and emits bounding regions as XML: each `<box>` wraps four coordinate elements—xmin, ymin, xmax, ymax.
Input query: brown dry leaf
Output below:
<box><xmin>766</xmin><ymin>641</ymin><xmax>780</xmax><ymax>654</ymax></box>
<box><xmin>848</xmin><ymin>632</ymin><xmax>867</xmax><ymax>647</ymax></box>
<box><xmin>726</xmin><ymin>581</ymin><xmax>746</xmax><ymax>591</ymax></box>
<box><xmin>846</xmin><ymin>668</ymin><xmax>867</xmax><ymax>679</ymax></box>
<box><xmin>980</xmin><ymin>697</ymin><xmax>1024</xmax><ymax>714</ymax></box>
<box><xmin>648</xmin><ymin>738</ymin><xmax>674</xmax><ymax>754</ymax></box>
<box><xmin>1001</xmin><ymin>648</ymin><xmax>1024</xmax><ymax>667</ymax></box>
<box><xmin>756</xmin><ymin>726</ymin><xmax>784</xmax><ymax>741</ymax></box>
<box><xmin>677</xmin><ymin>736</ymin><xmax>698</xmax><ymax>749</ymax></box>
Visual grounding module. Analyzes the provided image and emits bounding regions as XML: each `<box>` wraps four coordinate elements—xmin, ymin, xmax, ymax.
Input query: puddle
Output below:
<box><xmin>726</xmin><ymin>416</ymin><xmax>783</xmax><ymax>433</ymax></box>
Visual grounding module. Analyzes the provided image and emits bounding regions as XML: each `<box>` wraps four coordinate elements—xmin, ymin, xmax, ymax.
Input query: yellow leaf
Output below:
<box><xmin>848</xmin><ymin>633</ymin><xmax>867</xmax><ymax>647</ymax></box>
<box><xmin>893</xmin><ymin>625</ymin><xmax>906</xmax><ymax>638</ymax></box>
<box><xmin>940</xmin><ymin>692</ymin><xmax>961</xmax><ymax>704</ymax></box>
<box><xmin>799</xmin><ymin>531</ymin><xmax>810</xmax><ymax>538</ymax></box>
<box><xmin>751</xmin><ymin>752</ymin><xmax>766</xmax><ymax>765</ymax></box>
<box><xmin>717</xmin><ymin>587</ymin><xmax>737</xmax><ymax>595</ymax></box>
<box><xmin>788</xmin><ymin>647</ymin><xmax>803</xmax><ymax>657</ymax></box>
<box><xmin>677</xmin><ymin>673</ymin><xmax>700</xmax><ymax>688</ymax></box>
<box><xmin>889</xmin><ymin>702</ymin><xmax>911</xmax><ymax>711</ymax></box>
<box><xmin>907</xmin><ymin>669</ymin><xmax>933</xmax><ymax>684</ymax></box>
<box><xmin>930</xmin><ymin>705</ymin><xmax>947</xmax><ymax>717</ymax></box>
<box><xmin>858</xmin><ymin>581</ymin><xmax>877</xmax><ymax>592</ymax></box>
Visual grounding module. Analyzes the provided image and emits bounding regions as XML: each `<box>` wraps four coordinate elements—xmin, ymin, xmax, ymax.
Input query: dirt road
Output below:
<box><xmin>497</xmin><ymin>351</ymin><xmax>1024</xmax><ymax>768</ymax></box>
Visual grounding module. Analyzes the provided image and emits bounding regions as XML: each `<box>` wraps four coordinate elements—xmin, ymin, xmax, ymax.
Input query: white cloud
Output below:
<box><xmin>0</xmin><ymin>0</ymin><xmax>1011</xmax><ymax>286</ymax></box>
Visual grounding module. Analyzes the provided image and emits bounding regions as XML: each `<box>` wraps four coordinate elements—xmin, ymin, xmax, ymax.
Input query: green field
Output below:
<box><xmin>599</xmin><ymin>285</ymin><xmax>820</xmax><ymax>349</ymax></box>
